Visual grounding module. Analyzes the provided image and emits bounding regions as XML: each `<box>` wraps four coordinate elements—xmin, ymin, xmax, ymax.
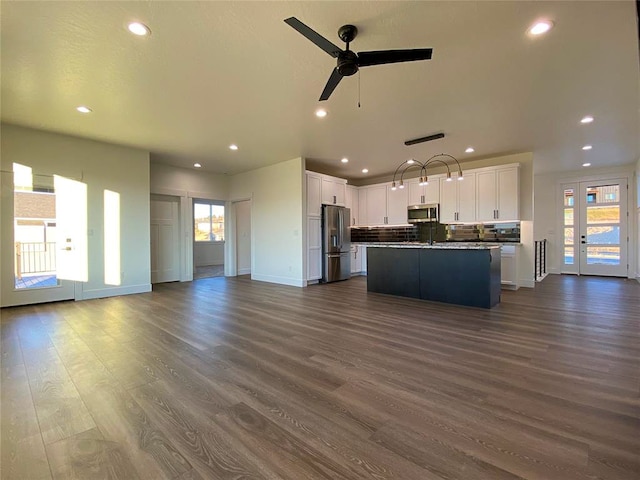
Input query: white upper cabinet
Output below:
<box><xmin>321</xmin><ymin>176</ymin><xmax>346</xmax><ymax>206</ymax></box>
<box><xmin>408</xmin><ymin>177</ymin><xmax>441</xmax><ymax>205</ymax></box>
<box><xmin>364</xmin><ymin>184</ymin><xmax>387</xmax><ymax>226</ymax></box>
<box><xmin>386</xmin><ymin>184</ymin><xmax>409</xmax><ymax>224</ymax></box>
<box><xmin>306</xmin><ymin>172</ymin><xmax>322</xmax><ymax>216</ymax></box>
<box><xmin>439</xmin><ymin>173</ymin><xmax>476</xmax><ymax>223</ymax></box>
<box><xmin>476</xmin><ymin>166</ymin><xmax>520</xmax><ymax>222</ymax></box>
<box><xmin>345</xmin><ymin>185</ymin><xmax>359</xmax><ymax>226</ymax></box>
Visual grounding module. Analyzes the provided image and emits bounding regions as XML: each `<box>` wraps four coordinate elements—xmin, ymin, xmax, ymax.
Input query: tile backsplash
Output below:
<box><xmin>351</xmin><ymin>222</ymin><xmax>521</xmax><ymax>243</ymax></box>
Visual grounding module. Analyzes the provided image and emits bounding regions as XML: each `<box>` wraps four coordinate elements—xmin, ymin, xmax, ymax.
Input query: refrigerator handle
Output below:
<box><xmin>337</xmin><ymin>208</ymin><xmax>343</xmax><ymax>247</ymax></box>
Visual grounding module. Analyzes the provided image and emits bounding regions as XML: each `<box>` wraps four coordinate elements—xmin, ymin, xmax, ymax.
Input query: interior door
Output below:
<box><xmin>150</xmin><ymin>194</ymin><xmax>180</xmax><ymax>284</ymax></box>
<box><xmin>578</xmin><ymin>179</ymin><xmax>627</xmax><ymax>276</ymax></box>
<box><xmin>1</xmin><ymin>166</ymin><xmax>85</xmax><ymax>307</ymax></box>
<box><xmin>561</xmin><ymin>179</ymin><xmax>628</xmax><ymax>277</ymax></box>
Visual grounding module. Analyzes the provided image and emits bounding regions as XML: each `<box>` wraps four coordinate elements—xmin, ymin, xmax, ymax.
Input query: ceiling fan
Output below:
<box><xmin>284</xmin><ymin>17</ymin><xmax>433</xmax><ymax>101</ymax></box>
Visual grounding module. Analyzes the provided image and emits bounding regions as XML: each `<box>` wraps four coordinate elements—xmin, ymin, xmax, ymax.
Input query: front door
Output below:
<box><xmin>1</xmin><ymin>164</ymin><xmax>87</xmax><ymax>307</ymax></box>
<box><xmin>562</xmin><ymin>178</ymin><xmax>628</xmax><ymax>277</ymax></box>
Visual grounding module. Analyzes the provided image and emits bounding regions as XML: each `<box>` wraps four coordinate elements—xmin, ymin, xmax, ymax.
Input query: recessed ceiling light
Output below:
<box><xmin>193</xmin><ymin>163</ymin><xmax>202</xmax><ymax>168</ymax></box>
<box><xmin>362</xmin><ymin>168</ymin><xmax>369</xmax><ymax>174</ymax></box>
<box><xmin>341</xmin><ymin>157</ymin><xmax>349</xmax><ymax>163</ymax></box>
<box><xmin>582</xmin><ymin>145</ymin><xmax>592</xmax><ymax>151</ymax></box>
<box><xmin>582</xmin><ymin>163</ymin><xmax>591</xmax><ymax>167</ymax></box>
<box><xmin>528</xmin><ymin>20</ymin><xmax>553</xmax><ymax>36</ymax></box>
<box><xmin>315</xmin><ymin>108</ymin><xmax>327</xmax><ymax>118</ymax></box>
<box><xmin>127</xmin><ymin>22</ymin><xmax>151</xmax><ymax>36</ymax></box>
<box><xmin>465</xmin><ymin>147</ymin><xmax>474</xmax><ymax>153</ymax></box>
<box><xmin>76</xmin><ymin>106</ymin><xmax>92</xmax><ymax>113</ymax></box>
<box><xmin>580</xmin><ymin>115</ymin><xmax>594</xmax><ymax>124</ymax></box>
<box><xmin>229</xmin><ymin>144</ymin><xmax>238</xmax><ymax>150</ymax></box>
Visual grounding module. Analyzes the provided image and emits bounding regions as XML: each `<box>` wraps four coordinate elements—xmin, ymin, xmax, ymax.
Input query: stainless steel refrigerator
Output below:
<box><xmin>322</xmin><ymin>205</ymin><xmax>351</xmax><ymax>283</ymax></box>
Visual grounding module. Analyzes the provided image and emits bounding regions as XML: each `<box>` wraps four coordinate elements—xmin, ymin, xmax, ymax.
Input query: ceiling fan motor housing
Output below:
<box><xmin>337</xmin><ymin>50</ymin><xmax>359</xmax><ymax>76</ymax></box>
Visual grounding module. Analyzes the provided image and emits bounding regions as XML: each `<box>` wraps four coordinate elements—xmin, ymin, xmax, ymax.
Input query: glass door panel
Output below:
<box><xmin>561</xmin><ymin>186</ymin><xmax>578</xmax><ymax>272</ymax></box>
<box><xmin>579</xmin><ymin>181</ymin><xmax>627</xmax><ymax>276</ymax></box>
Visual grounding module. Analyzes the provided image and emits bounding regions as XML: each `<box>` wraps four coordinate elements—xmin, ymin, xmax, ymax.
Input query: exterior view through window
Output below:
<box><xmin>194</xmin><ymin>202</ymin><xmax>224</xmax><ymax>242</ymax></box>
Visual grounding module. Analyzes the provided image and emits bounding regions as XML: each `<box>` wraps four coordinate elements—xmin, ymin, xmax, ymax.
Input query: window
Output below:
<box><xmin>194</xmin><ymin>202</ymin><xmax>224</xmax><ymax>242</ymax></box>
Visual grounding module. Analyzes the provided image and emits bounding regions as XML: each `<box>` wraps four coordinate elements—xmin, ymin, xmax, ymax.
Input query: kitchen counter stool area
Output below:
<box><xmin>366</xmin><ymin>244</ymin><xmax>502</xmax><ymax>308</ymax></box>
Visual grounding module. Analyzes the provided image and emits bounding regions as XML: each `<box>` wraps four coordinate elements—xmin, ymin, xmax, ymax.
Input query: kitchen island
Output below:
<box><xmin>365</xmin><ymin>243</ymin><xmax>501</xmax><ymax>308</ymax></box>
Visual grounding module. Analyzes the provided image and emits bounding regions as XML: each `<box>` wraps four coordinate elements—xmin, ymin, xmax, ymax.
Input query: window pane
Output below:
<box><xmin>585</xmin><ymin>185</ymin><xmax>619</xmax><ymax>204</ymax></box>
<box><xmin>564</xmin><ymin>247</ymin><xmax>574</xmax><ymax>265</ymax></box>
<box><xmin>586</xmin><ymin>226</ymin><xmax>619</xmax><ymax>245</ymax></box>
<box><xmin>194</xmin><ymin>203</ymin><xmax>212</xmax><ymax>242</ymax></box>
<box><xmin>586</xmin><ymin>246</ymin><xmax>620</xmax><ymax>265</ymax></box>
<box><xmin>564</xmin><ymin>227</ymin><xmax>574</xmax><ymax>245</ymax></box>
<box><xmin>210</xmin><ymin>205</ymin><xmax>224</xmax><ymax>241</ymax></box>
<box><xmin>563</xmin><ymin>189</ymin><xmax>574</xmax><ymax>207</ymax></box>
<box><xmin>564</xmin><ymin>208</ymin><xmax>573</xmax><ymax>226</ymax></box>
<box><xmin>586</xmin><ymin>206</ymin><xmax>619</xmax><ymax>224</ymax></box>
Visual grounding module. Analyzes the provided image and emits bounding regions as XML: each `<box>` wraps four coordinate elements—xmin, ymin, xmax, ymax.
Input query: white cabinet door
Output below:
<box><xmin>334</xmin><ymin>181</ymin><xmax>346</xmax><ymax>206</ymax></box>
<box><xmin>358</xmin><ymin>188</ymin><xmax>368</xmax><ymax>226</ymax></box>
<box><xmin>346</xmin><ymin>186</ymin><xmax>359</xmax><ymax>226</ymax></box>
<box><xmin>476</xmin><ymin>170</ymin><xmax>498</xmax><ymax>222</ymax></box>
<box><xmin>423</xmin><ymin>179</ymin><xmax>440</xmax><ymax>204</ymax></box>
<box><xmin>350</xmin><ymin>245</ymin><xmax>362</xmax><ymax>273</ymax></box>
<box><xmin>307</xmin><ymin>216</ymin><xmax>322</xmax><ymax>280</ymax></box>
<box><xmin>360</xmin><ymin>246</ymin><xmax>367</xmax><ymax>274</ymax></box>
<box><xmin>365</xmin><ymin>185</ymin><xmax>387</xmax><ymax>225</ymax></box>
<box><xmin>408</xmin><ymin>180</ymin><xmax>422</xmax><ymax>205</ymax></box>
<box><xmin>458</xmin><ymin>173</ymin><xmax>476</xmax><ymax>222</ymax></box>
<box><xmin>500</xmin><ymin>244</ymin><xmax>518</xmax><ymax>289</ymax></box>
<box><xmin>497</xmin><ymin>167</ymin><xmax>519</xmax><ymax>220</ymax></box>
<box><xmin>440</xmin><ymin>174</ymin><xmax>476</xmax><ymax>223</ymax></box>
<box><xmin>307</xmin><ymin>173</ymin><xmax>322</xmax><ymax>216</ymax></box>
<box><xmin>321</xmin><ymin>177</ymin><xmax>346</xmax><ymax>206</ymax></box>
<box><xmin>387</xmin><ymin>185</ymin><xmax>409</xmax><ymax>224</ymax></box>
<box><xmin>439</xmin><ymin>178</ymin><xmax>458</xmax><ymax>223</ymax></box>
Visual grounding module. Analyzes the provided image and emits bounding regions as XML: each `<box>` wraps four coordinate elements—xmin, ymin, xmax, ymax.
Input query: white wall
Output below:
<box><xmin>193</xmin><ymin>242</ymin><xmax>224</xmax><ymax>266</ymax></box>
<box><xmin>535</xmin><ymin>164</ymin><xmax>637</xmax><ymax>279</ymax></box>
<box><xmin>636</xmin><ymin>157</ymin><xmax>640</xmax><ymax>280</ymax></box>
<box><xmin>228</xmin><ymin>157</ymin><xmax>305</xmax><ymax>287</ymax></box>
<box><xmin>1</xmin><ymin>124</ymin><xmax>151</xmax><ymax>305</ymax></box>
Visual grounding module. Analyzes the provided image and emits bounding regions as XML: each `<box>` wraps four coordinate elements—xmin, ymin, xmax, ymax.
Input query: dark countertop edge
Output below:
<box><xmin>353</xmin><ymin>242</ymin><xmax>501</xmax><ymax>250</ymax></box>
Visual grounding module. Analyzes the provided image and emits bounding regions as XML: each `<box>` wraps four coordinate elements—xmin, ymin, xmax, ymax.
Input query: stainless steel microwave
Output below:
<box><xmin>407</xmin><ymin>203</ymin><xmax>439</xmax><ymax>223</ymax></box>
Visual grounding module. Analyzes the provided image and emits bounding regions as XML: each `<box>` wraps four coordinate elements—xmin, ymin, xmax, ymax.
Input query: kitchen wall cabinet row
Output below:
<box><xmin>306</xmin><ymin>171</ymin><xmax>347</xmax><ymax>217</ymax></box>
<box><xmin>347</xmin><ymin>163</ymin><xmax>520</xmax><ymax>227</ymax></box>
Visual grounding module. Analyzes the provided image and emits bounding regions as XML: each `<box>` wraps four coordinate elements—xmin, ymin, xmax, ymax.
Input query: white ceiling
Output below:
<box><xmin>1</xmin><ymin>1</ymin><xmax>638</xmax><ymax>182</ymax></box>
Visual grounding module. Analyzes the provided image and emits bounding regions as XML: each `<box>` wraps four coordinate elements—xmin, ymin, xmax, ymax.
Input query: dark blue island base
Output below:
<box><xmin>366</xmin><ymin>246</ymin><xmax>502</xmax><ymax>309</ymax></box>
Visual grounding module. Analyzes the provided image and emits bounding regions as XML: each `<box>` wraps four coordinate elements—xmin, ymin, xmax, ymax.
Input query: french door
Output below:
<box><xmin>1</xmin><ymin>164</ymin><xmax>87</xmax><ymax>307</ymax></box>
<box><xmin>562</xmin><ymin>178</ymin><xmax>628</xmax><ymax>277</ymax></box>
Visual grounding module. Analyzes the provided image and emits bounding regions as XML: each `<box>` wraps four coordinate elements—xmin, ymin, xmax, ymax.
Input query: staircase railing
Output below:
<box><xmin>534</xmin><ymin>239</ymin><xmax>548</xmax><ymax>282</ymax></box>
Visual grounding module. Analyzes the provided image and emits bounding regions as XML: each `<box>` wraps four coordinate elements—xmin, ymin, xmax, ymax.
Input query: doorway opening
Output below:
<box><xmin>193</xmin><ymin>200</ymin><xmax>225</xmax><ymax>279</ymax></box>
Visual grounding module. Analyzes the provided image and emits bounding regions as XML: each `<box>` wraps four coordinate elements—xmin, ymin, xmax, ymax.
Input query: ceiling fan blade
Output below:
<box><xmin>284</xmin><ymin>17</ymin><xmax>343</xmax><ymax>58</ymax></box>
<box><xmin>319</xmin><ymin>68</ymin><xmax>343</xmax><ymax>101</ymax></box>
<box><xmin>357</xmin><ymin>48</ymin><xmax>433</xmax><ymax>67</ymax></box>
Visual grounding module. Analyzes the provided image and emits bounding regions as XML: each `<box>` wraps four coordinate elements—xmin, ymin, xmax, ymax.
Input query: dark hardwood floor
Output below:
<box><xmin>1</xmin><ymin>274</ymin><xmax>639</xmax><ymax>479</ymax></box>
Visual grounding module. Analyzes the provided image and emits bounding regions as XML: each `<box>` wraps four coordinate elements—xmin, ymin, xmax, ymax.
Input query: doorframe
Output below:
<box><xmin>225</xmin><ymin>196</ymin><xmax>252</xmax><ymax>277</ymax></box>
<box><xmin>555</xmin><ymin>169</ymin><xmax>636</xmax><ymax>279</ymax></box>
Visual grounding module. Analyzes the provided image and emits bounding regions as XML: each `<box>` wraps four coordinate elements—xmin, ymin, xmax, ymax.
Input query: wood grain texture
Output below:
<box><xmin>1</xmin><ymin>274</ymin><xmax>639</xmax><ymax>479</ymax></box>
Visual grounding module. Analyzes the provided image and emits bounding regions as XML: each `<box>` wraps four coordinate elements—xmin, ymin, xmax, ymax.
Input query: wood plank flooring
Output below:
<box><xmin>1</xmin><ymin>274</ymin><xmax>639</xmax><ymax>479</ymax></box>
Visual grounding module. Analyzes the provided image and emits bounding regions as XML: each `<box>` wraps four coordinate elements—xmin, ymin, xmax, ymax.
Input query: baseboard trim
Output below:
<box><xmin>80</xmin><ymin>283</ymin><xmax>152</xmax><ymax>300</ymax></box>
<box><xmin>251</xmin><ymin>273</ymin><xmax>305</xmax><ymax>288</ymax></box>
<box><xmin>237</xmin><ymin>268</ymin><xmax>251</xmax><ymax>275</ymax></box>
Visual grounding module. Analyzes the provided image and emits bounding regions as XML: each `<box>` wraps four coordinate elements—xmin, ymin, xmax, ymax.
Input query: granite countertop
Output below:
<box><xmin>354</xmin><ymin>242</ymin><xmax>501</xmax><ymax>250</ymax></box>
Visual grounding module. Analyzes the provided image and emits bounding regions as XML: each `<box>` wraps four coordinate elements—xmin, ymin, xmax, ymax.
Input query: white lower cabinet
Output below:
<box><xmin>307</xmin><ymin>216</ymin><xmax>322</xmax><ymax>281</ymax></box>
<box><xmin>350</xmin><ymin>245</ymin><xmax>362</xmax><ymax>274</ymax></box>
<box><xmin>500</xmin><ymin>244</ymin><xmax>519</xmax><ymax>289</ymax></box>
